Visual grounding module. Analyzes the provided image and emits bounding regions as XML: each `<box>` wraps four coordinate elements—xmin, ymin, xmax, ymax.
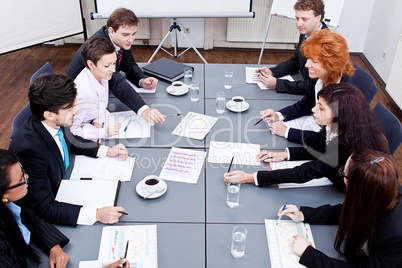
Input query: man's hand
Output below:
<box><xmin>259</xmin><ymin>109</ymin><xmax>279</xmax><ymax>122</ymax></box>
<box><xmin>142</xmin><ymin>108</ymin><xmax>165</xmax><ymax>124</ymax></box>
<box><xmin>140</xmin><ymin>77</ymin><xmax>158</xmax><ymax>89</ymax></box>
<box><xmin>107</xmin><ymin>143</ymin><xmax>128</xmax><ymax>160</ymax></box>
<box><xmin>49</xmin><ymin>245</ymin><xmax>70</xmax><ymax>268</ymax></box>
<box><xmin>96</xmin><ymin>206</ymin><xmax>125</xmax><ymax>224</ymax></box>
<box><xmin>106</xmin><ymin>123</ymin><xmax>122</xmax><ymax>137</ymax></box>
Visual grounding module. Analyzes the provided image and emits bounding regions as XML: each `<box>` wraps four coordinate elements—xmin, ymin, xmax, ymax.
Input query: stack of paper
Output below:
<box><xmin>70</xmin><ymin>155</ymin><xmax>135</xmax><ymax>182</ymax></box>
<box><xmin>171</xmin><ymin>112</ymin><xmax>218</xmax><ymax>140</ymax></box>
<box><xmin>208</xmin><ymin>141</ymin><xmax>260</xmax><ymax>166</ymax></box>
<box><xmin>127</xmin><ymin>79</ymin><xmax>156</xmax><ymax>94</ymax></box>
<box><xmin>159</xmin><ymin>147</ymin><xmax>206</xmax><ymax>184</ymax></box>
<box><xmin>269</xmin><ymin>160</ymin><xmax>332</xmax><ymax>188</ymax></box>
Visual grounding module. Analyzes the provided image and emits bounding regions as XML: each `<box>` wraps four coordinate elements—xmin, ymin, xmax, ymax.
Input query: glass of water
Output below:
<box><xmin>190</xmin><ymin>80</ymin><xmax>199</xmax><ymax>102</ymax></box>
<box><xmin>216</xmin><ymin>91</ymin><xmax>226</xmax><ymax>114</ymax></box>
<box><xmin>224</xmin><ymin>68</ymin><xmax>233</xmax><ymax>89</ymax></box>
<box><xmin>184</xmin><ymin>67</ymin><xmax>192</xmax><ymax>85</ymax></box>
<box><xmin>231</xmin><ymin>226</ymin><xmax>247</xmax><ymax>258</ymax></box>
<box><xmin>226</xmin><ymin>179</ymin><xmax>240</xmax><ymax>208</ymax></box>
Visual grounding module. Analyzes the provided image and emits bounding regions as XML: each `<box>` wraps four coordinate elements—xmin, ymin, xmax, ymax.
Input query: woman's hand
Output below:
<box><xmin>269</xmin><ymin>121</ymin><xmax>288</xmax><ymax>137</ymax></box>
<box><xmin>103</xmin><ymin>257</ymin><xmax>130</xmax><ymax>268</ymax></box>
<box><xmin>257</xmin><ymin>150</ymin><xmax>287</xmax><ymax>162</ymax></box>
<box><xmin>259</xmin><ymin>109</ymin><xmax>279</xmax><ymax>122</ymax></box>
<box><xmin>49</xmin><ymin>245</ymin><xmax>70</xmax><ymax>268</ymax></box>
<box><xmin>292</xmin><ymin>234</ymin><xmax>310</xmax><ymax>257</ymax></box>
<box><xmin>223</xmin><ymin>170</ymin><xmax>254</xmax><ymax>184</ymax></box>
<box><xmin>278</xmin><ymin>204</ymin><xmax>304</xmax><ymax>222</ymax></box>
<box><xmin>106</xmin><ymin>123</ymin><xmax>122</xmax><ymax>137</ymax></box>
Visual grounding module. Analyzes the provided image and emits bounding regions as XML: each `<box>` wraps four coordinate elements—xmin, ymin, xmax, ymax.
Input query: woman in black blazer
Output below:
<box><xmin>224</xmin><ymin>83</ymin><xmax>388</xmax><ymax>190</ymax></box>
<box><xmin>278</xmin><ymin>149</ymin><xmax>402</xmax><ymax>267</ymax></box>
<box><xmin>0</xmin><ymin>149</ymin><xmax>69</xmax><ymax>267</ymax></box>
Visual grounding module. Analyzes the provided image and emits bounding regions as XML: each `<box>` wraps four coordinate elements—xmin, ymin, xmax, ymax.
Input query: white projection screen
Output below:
<box><xmin>94</xmin><ymin>0</ymin><xmax>254</xmax><ymax>18</ymax></box>
<box><xmin>0</xmin><ymin>0</ymin><xmax>84</xmax><ymax>54</ymax></box>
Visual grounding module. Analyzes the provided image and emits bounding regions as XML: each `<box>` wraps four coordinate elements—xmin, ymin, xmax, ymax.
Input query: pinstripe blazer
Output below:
<box><xmin>0</xmin><ymin>203</ymin><xmax>69</xmax><ymax>267</ymax></box>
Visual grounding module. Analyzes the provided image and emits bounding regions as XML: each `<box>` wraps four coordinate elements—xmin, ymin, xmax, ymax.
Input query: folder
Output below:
<box><xmin>142</xmin><ymin>57</ymin><xmax>193</xmax><ymax>82</ymax></box>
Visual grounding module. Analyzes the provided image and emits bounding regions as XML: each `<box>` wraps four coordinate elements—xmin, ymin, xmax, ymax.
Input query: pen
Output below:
<box><xmin>165</xmin><ymin>113</ymin><xmax>182</xmax><ymax>118</ymax></box>
<box><xmin>227</xmin><ymin>156</ymin><xmax>234</xmax><ymax>173</ymax></box>
<box><xmin>276</xmin><ymin>202</ymin><xmax>288</xmax><ymax>226</ymax></box>
<box><xmin>124</xmin><ymin>119</ymin><xmax>132</xmax><ymax>132</ymax></box>
<box><xmin>118</xmin><ymin>211</ymin><xmax>128</xmax><ymax>215</ymax></box>
<box><xmin>258</xmin><ymin>70</ymin><xmax>265</xmax><ymax>77</ymax></box>
<box><xmin>254</xmin><ymin>118</ymin><xmax>264</xmax><ymax>126</ymax></box>
<box><xmin>122</xmin><ymin>240</ymin><xmax>129</xmax><ymax>268</ymax></box>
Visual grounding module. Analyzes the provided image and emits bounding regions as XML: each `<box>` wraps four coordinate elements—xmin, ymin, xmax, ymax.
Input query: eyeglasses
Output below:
<box><xmin>8</xmin><ymin>165</ymin><xmax>29</xmax><ymax>190</ymax></box>
<box><xmin>338</xmin><ymin>165</ymin><xmax>348</xmax><ymax>178</ymax></box>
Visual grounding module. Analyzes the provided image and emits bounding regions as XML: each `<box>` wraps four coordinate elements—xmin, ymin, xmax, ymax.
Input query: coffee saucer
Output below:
<box><xmin>226</xmin><ymin>100</ymin><xmax>250</xmax><ymax>113</ymax></box>
<box><xmin>166</xmin><ymin>85</ymin><xmax>189</xmax><ymax>96</ymax></box>
<box><xmin>136</xmin><ymin>178</ymin><xmax>167</xmax><ymax>199</ymax></box>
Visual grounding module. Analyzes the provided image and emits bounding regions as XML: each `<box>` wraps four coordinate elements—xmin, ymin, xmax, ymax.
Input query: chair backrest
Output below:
<box><xmin>11</xmin><ymin>104</ymin><xmax>31</xmax><ymax>139</ymax></box>
<box><xmin>29</xmin><ymin>62</ymin><xmax>54</xmax><ymax>86</ymax></box>
<box><xmin>373</xmin><ymin>101</ymin><xmax>402</xmax><ymax>155</ymax></box>
<box><xmin>350</xmin><ymin>64</ymin><xmax>379</xmax><ymax>104</ymax></box>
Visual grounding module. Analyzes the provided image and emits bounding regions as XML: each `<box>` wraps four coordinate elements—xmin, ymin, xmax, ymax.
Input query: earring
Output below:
<box><xmin>3</xmin><ymin>198</ymin><xmax>8</xmax><ymax>203</ymax></box>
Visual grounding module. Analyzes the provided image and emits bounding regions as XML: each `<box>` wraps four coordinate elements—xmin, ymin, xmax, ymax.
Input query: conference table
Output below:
<box><xmin>35</xmin><ymin>64</ymin><xmax>345</xmax><ymax>267</ymax></box>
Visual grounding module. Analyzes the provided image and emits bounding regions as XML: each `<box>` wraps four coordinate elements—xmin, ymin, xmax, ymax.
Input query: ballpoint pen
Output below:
<box><xmin>122</xmin><ymin>240</ymin><xmax>129</xmax><ymax>268</ymax></box>
<box><xmin>276</xmin><ymin>202</ymin><xmax>288</xmax><ymax>226</ymax></box>
<box><xmin>124</xmin><ymin>119</ymin><xmax>132</xmax><ymax>132</ymax></box>
<box><xmin>227</xmin><ymin>156</ymin><xmax>234</xmax><ymax>173</ymax></box>
<box><xmin>254</xmin><ymin>118</ymin><xmax>264</xmax><ymax>126</ymax></box>
<box><xmin>118</xmin><ymin>211</ymin><xmax>128</xmax><ymax>215</ymax></box>
<box><xmin>258</xmin><ymin>70</ymin><xmax>265</xmax><ymax>77</ymax></box>
<box><xmin>165</xmin><ymin>113</ymin><xmax>182</xmax><ymax>117</ymax></box>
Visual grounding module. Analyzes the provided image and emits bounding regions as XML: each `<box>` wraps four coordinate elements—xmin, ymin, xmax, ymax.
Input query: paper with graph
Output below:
<box><xmin>98</xmin><ymin>225</ymin><xmax>158</xmax><ymax>268</ymax></box>
<box><xmin>265</xmin><ymin>219</ymin><xmax>315</xmax><ymax>268</ymax></box>
<box><xmin>208</xmin><ymin>141</ymin><xmax>260</xmax><ymax>166</ymax></box>
<box><xmin>171</xmin><ymin>112</ymin><xmax>218</xmax><ymax>140</ymax></box>
<box><xmin>159</xmin><ymin>147</ymin><xmax>206</xmax><ymax>184</ymax></box>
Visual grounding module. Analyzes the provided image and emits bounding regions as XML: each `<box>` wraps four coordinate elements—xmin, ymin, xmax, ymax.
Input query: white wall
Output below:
<box><xmin>363</xmin><ymin>0</ymin><xmax>402</xmax><ymax>82</ymax></box>
<box><xmin>173</xmin><ymin>18</ymin><xmax>205</xmax><ymax>48</ymax></box>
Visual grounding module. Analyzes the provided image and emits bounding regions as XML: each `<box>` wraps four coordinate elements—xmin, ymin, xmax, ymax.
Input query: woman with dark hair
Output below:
<box><xmin>0</xmin><ymin>149</ymin><xmax>70</xmax><ymax>267</ymax></box>
<box><xmin>224</xmin><ymin>83</ymin><xmax>388</xmax><ymax>190</ymax></box>
<box><xmin>279</xmin><ymin>148</ymin><xmax>402</xmax><ymax>267</ymax></box>
<box><xmin>258</xmin><ymin>29</ymin><xmax>360</xmax><ymax>144</ymax></box>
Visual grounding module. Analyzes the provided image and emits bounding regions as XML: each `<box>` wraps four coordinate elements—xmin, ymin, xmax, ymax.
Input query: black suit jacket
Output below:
<box><xmin>9</xmin><ymin>117</ymin><xmax>100</xmax><ymax>226</ymax></box>
<box><xmin>257</xmin><ymin>131</ymin><xmax>348</xmax><ymax>191</ymax></box>
<box><xmin>299</xmin><ymin>193</ymin><xmax>402</xmax><ymax>268</ymax></box>
<box><xmin>66</xmin><ymin>26</ymin><xmax>148</xmax><ymax>113</ymax></box>
<box><xmin>270</xmin><ymin>22</ymin><xmax>328</xmax><ymax>95</ymax></box>
<box><xmin>0</xmin><ymin>203</ymin><xmax>69</xmax><ymax>267</ymax></box>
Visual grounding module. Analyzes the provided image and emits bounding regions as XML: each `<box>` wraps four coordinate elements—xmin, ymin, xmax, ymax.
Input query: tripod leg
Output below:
<box><xmin>258</xmin><ymin>14</ymin><xmax>273</xmax><ymax>65</ymax></box>
<box><xmin>178</xmin><ymin>31</ymin><xmax>208</xmax><ymax>64</ymax></box>
<box><xmin>147</xmin><ymin>30</ymin><xmax>173</xmax><ymax>63</ymax></box>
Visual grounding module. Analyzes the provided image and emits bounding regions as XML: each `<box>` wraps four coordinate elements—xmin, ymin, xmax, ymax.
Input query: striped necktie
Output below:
<box><xmin>55</xmin><ymin>128</ymin><xmax>69</xmax><ymax>171</ymax></box>
<box><xmin>117</xmin><ymin>49</ymin><xmax>123</xmax><ymax>65</ymax></box>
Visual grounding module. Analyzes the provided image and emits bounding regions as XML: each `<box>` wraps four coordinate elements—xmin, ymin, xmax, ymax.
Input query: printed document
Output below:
<box><xmin>208</xmin><ymin>141</ymin><xmax>260</xmax><ymax>166</ymax></box>
<box><xmin>245</xmin><ymin>67</ymin><xmax>294</xmax><ymax>90</ymax></box>
<box><xmin>172</xmin><ymin>112</ymin><xmax>218</xmax><ymax>140</ymax></box>
<box><xmin>108</xmin><ymin>111</ymin><xmax>151</xmax><ymax>139</ymax></box>
<box><xmin>127</xmin><ymin>79</ymin><xmax>156</xmax><ymax>93</ymax></box>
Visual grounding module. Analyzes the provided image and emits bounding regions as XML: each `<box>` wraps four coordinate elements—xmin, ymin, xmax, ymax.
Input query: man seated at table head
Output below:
<box><xmin>9</xmin><ymin>73</ymin><xmax>128</xmax><ymax>227</ymax></box>
<box><xmin>256</xmin><ymin>0</ymin><xmax>327</xmax><ymax>95</ymax></box>
<box><xmin>66</xmin><ymin>7</ymin><xmax>165</xmax><ymax>124</ymax></box>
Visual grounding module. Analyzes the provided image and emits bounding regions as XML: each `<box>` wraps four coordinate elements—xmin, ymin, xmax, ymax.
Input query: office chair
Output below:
<box><xmin>29</xmin><ymin>62</ymin><xmax>54</xmax><ymax>86</ymax></box>
<box><xmin>373</xmin><ymin>101</ymin><xmax>402</xmax><ymax>155</ymax></box>
<box><xmin>10</xmin><ymin>104</ymin><xmax>30</xmax><ymax>139</ymax></box>
<box><xmin>350</xmin><ymin>64</ymin><xmax>379</xmax><ymax>104</ymax></box>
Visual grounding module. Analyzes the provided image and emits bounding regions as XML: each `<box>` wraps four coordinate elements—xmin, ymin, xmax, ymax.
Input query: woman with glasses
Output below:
<box><xmin>0</xmin><ymin>149</ymin><xmax>70</xmax><ymax>267</ymax></box>
<box><xmin>278</xmin><ymin>149</ymin><xmax>402</xmax><ymax>267</ymax></box>
<box><xmin>224</xmin><ymin>83</ymin><xmax>388</xmax><ymax>190</ymax></box>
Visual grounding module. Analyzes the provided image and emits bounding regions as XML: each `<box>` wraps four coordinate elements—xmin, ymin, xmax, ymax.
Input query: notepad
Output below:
<box><xmin>269</xmin><ymin>160</ymin><xmax>333</xmax><ymax>188</ymax></box>
<box><xmin>126</xmin><ymin>79</ymin><xmax>156</xmax><ymax>93</ymax></box>
<box><xmin>55</xmin><ymin>180</ymin><xmax>120</xmax><ymax>208</ymax></box>
<box><xmin>208</xmin><ymin>141</ymin><xmax>261</xmax><ymax>166</ymax></box>
<box><xmin>142</xmin><ymin>57</ymin><xmax>193</xmax><ymax>82</ymax></box>
<box><xmin>265</xmin><ymin>219</ymin><xmax>315</xmax><ymax>268</ymax></box>
<box><xmin>69</xmin><ymin>155</ymin><xmax>135</xmax><ymax>182</ymax></box>
<box><xmin>98</xmin><ymin>225</ymin><xmax>158</xmax><ymax>268</ymax></box>
<box><xmin>245</xmin><ymin>67</ymin><xmax>294</xmax><ymax>90</ymax></box>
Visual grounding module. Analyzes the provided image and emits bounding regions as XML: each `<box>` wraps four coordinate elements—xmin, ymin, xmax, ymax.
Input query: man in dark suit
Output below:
<box><xmin>66</xmin><ymin>8</ymin><xmax>165</xmax><ymax>124</ymax></box>
<box><xmin>257</xmin><ymin>0</ymin><xmax>327</xmax><ymax>95</ymax></box>
<box><xmin>9</xmin><ymin>74</ymin><xmax>129</xmax><ymax>226</ymax></box>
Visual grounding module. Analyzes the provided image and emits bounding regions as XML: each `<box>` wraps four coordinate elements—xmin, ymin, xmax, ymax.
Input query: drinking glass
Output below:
<box><xmin>216</xmin><ymin>91</ymin><xmax>226</xmax><ymax>114</ymax></box>
<box><xmin>231</xmin><ymin>226</ymin><xmax>247</xmax><ymax>258</ymax></box>
<box><xmin>226</xmin><ymin>179</ymin><xmax>240</xmax><ymax>208</ymax></box>
<box><xmin>224</xmin><ymin>68</ymin><xmax>233</xmax><ymax>89</ymax></box>
<box><xmin>190</xmin><ymin>80</ymin><xmax>199</xmax><ymax>102</ymax></box>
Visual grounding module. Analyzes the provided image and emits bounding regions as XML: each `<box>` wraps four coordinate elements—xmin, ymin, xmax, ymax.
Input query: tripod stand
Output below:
<box><xmin>147</xmin><ymin>18</ymin><xmax>208</xmax><ymax>64</ymax></box>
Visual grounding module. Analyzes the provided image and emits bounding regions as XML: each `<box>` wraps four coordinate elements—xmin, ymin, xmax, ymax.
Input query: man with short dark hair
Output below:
<box><xmin>257</xmin><ymin>0</ymin><xmax>327</xmax><ymax>95</ymax></box>
<box><xmin>67</xmin><ymin>8</ymin><xmax>165</xmax><ymax>124</ymax></box>
<box><xmin>10</xmin><ymin>74</ymin><xmax>128</xmax><ymax>226</ymax></box>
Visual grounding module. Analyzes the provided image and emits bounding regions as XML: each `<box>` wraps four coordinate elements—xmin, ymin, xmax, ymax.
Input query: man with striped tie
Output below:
<box><xmin>10</xmin><ymin>74</ymin><xmax>129</xmax><ymax>227</ymax></box>
<box><xmin>67</xmin><ymin>8</ymin><xmax>165</xmax><ymax>124</ymax></box>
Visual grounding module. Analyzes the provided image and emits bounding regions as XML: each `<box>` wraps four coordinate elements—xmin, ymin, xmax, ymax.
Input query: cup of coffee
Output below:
<box><xmin>231</xmin><ymin>96</ymin><xmax>245</xmax><ymax>110</ymax></box>
<box><xmin>142</xmin><ymin>175</ymin><xmax>160</xmax><ymax>192</ymax></box>
<box><xmin>171</xmin><ymin>81</ymin><xmax>184</xmax><ymax>93</ymax></box>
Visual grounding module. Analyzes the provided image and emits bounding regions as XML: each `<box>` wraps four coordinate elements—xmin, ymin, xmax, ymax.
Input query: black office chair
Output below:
<box><xmin>350</xmin><ymin>64</ymin><xmax>379</xmax><ymax>104</ymax></box>
<box><xmin>10</xmin><ymin>104</ymin><xmax>30</xmax><ymax>139</ymax></box>
<box><xmin>29</xmin><ymin>61</ymin><xmax>54</xmax><ymax>86</ymax></box>
<box><xmin>373</xmin><ymin>101</ymin><xmax>402</xmax><ymax>155</ymax></box>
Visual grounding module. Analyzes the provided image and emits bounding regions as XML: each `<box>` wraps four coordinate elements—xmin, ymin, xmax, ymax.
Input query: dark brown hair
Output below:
<box><xmin>301</xmin><ymin>29</ymin><xmax>355</xmax><ymax>85</ymax></box>
<box><xmin>106</xmin><ymin>8</ymin><xmax>139</xmax><ymax>32</ymax></box>
<box><xmin>294</xmin><ymin>0</ymin><xmax>325</xmax><ymax>20</ymax></box>
<box><xmin>81</xmin><ymin>36</ymin><xmax>116</xmax><ymax>68</ymax></box>
<box><xmin>335</xmin><ymin>148</ymin><xmax>399</xmax><ymax>263</ymax></box>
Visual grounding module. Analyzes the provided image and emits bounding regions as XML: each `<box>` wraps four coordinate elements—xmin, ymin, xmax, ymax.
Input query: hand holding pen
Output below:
<box><xmin>277</xmin><ymin>204</ymin><xmax>304</xmax><ymax>222</ymax></box>
<box><xmin>254</xmin><ymin>109</ymin><xmax>279</xmax><ymax>126</ymax></box>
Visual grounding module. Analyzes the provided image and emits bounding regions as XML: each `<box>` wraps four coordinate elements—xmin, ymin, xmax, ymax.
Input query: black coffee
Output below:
<box><xmin>145</xmin><ymin>178</ymin><xmax>159</xmax><ymax>185</ymax></box>
<box><xmin>173</xmin><ymin>84</ymin><xmax>182</xmax><ymax>87</ymax></box>
<box><xmin>233</xmin><ymin>98</ymin><xmax>243</xmax><ymax>102</ymax></box>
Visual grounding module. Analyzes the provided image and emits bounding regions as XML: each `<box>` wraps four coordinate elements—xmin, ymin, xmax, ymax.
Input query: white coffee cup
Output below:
<box><xmin>142</xmin><ymin>175</ymin><xmax>160</xmax><ymax>192</ymax></box>
<box><xmin>171</xmin><ymin>81</ymin><xmax>184</xmax><ymax>92</ymax></box>
<box><xmin>230</xmin><ymin>96</ymin><xmax>245</xmax><ymax>110</ymax></box>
